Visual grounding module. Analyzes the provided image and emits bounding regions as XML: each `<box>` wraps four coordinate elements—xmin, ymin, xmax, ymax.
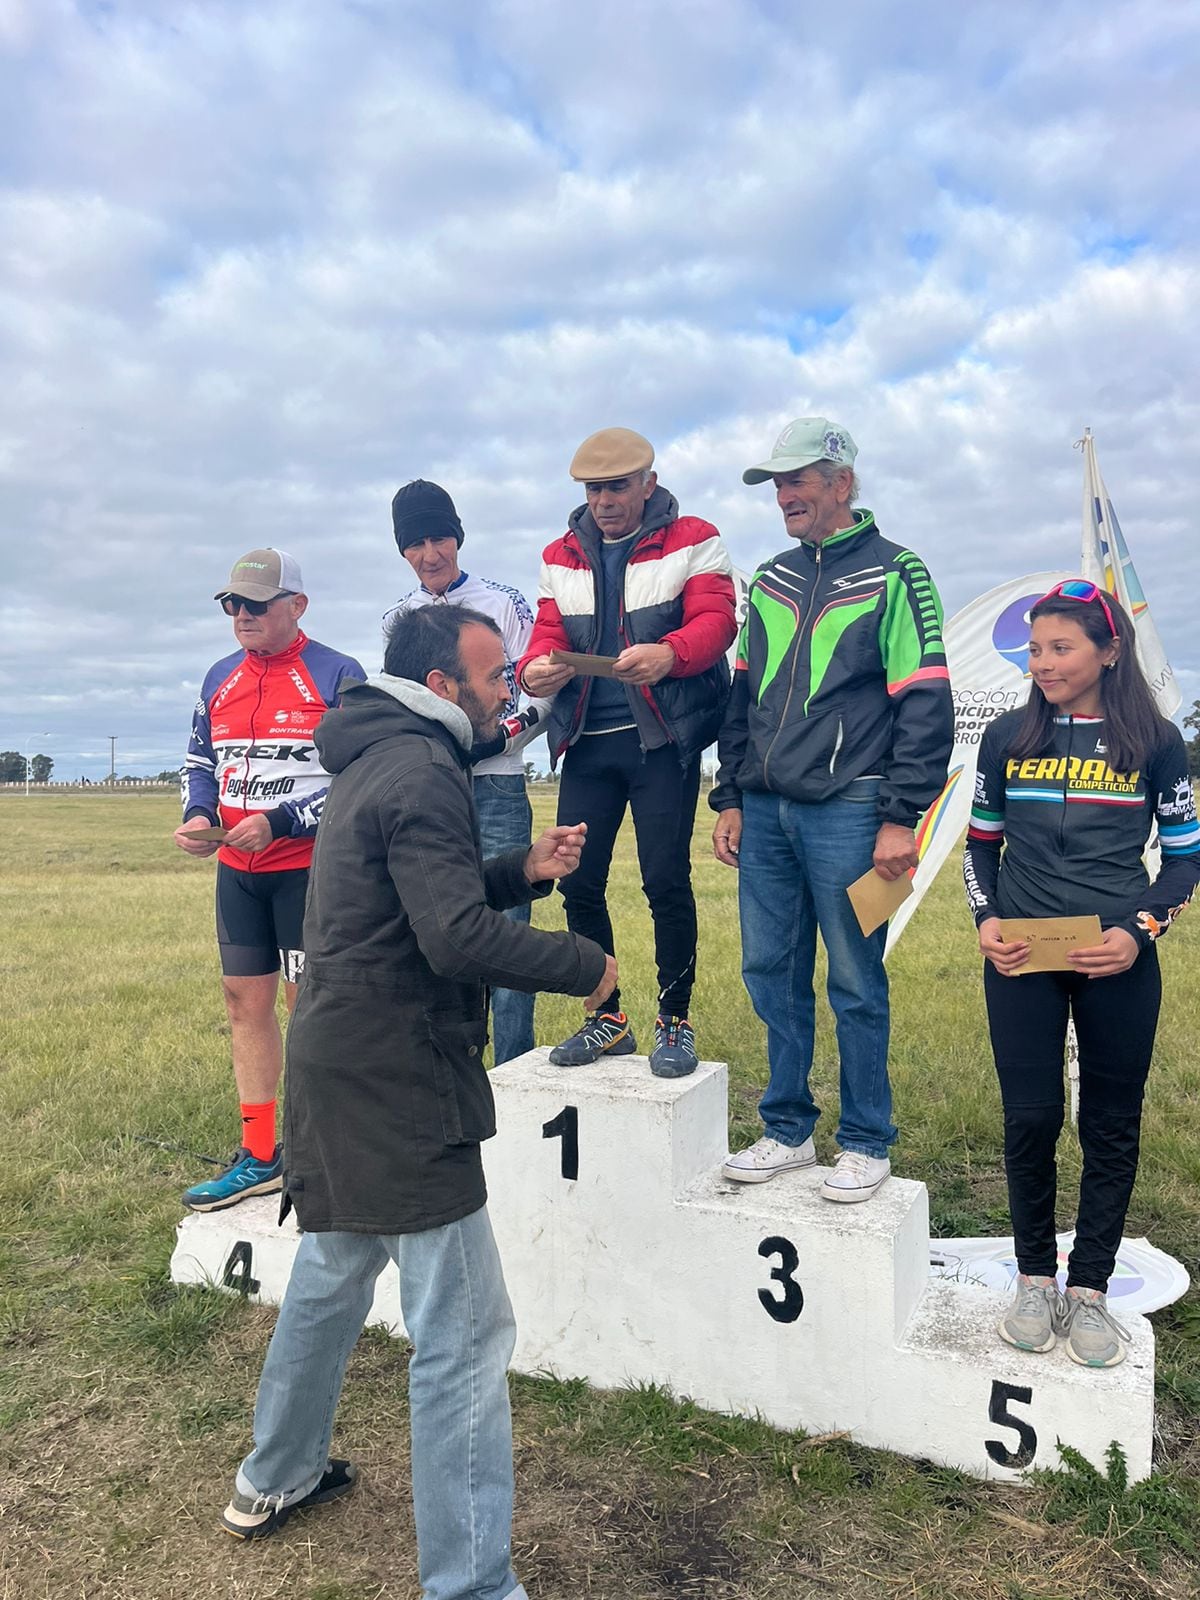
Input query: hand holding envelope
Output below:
<box><xmin>995</xmin><ymin>916</ymin><xmax>1104</xmax><ymax>974</ymax></box>
<box><xmin>549</xmin><ymin>649</ymin><xmax>619</xmax><ymax>679</ymax></box>
<box><xmin>847</xmin><ymin>868</ymin><xmax>913</xmax><ymax>937</ymax></box>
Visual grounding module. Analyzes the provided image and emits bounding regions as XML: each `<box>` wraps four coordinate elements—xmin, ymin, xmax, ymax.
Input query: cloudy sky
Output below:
<box><xmin>2</xmin><ymin>0</ymin><xmax>1198</xmax><ymax>779</ymax></box>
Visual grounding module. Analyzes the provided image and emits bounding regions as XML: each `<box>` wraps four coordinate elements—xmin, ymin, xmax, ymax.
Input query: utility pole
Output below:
<box><xmin>108</xmin><ymin>735</ymin><xmax>117</xmax><ymax>782</ymax></box>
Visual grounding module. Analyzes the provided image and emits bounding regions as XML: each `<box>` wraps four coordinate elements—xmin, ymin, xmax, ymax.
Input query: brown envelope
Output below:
<box><xmin>186</xmin><ymin>825</ymin><xmax>228</xmax><ymax>841</ymax></box>
<box><xmin>995</xmin><ymin>915</ymin><xmax>1104</xmax><ymax>973</ymax></box>
<box><xmin>550</xmin><ymin>649</ymin><xmax>620</xmax><ymax>678</ymax></box>
<box><xmin>846</xmin><ymin>867</ymin><xmax>913</xmax><ymax>937</ymax></box>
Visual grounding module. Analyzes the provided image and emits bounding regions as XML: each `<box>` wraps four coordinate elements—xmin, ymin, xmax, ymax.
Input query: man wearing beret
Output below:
<box><xmin>711</xmin><ymin>419</ymin><xmax>953</xmax><ymax>1201</ymax></box>
<box><xmin>518</xmin><ymin>428</ymin><xmax>737</xmax><ymax>1078</ymax></box>
<box><xmin>385</xmin><ymin>480</ymin><xmax>552</xmax><ymax>1064</ymax></box>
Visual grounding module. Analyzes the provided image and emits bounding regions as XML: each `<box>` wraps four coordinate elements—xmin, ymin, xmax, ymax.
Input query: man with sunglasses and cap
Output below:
<box><xmin>711</xmin><ymin>419</ymin><xmax>953</xmax><ymax>1201</ymax></box>
<box><xmin>173</xmin><ymin>548</ymin><xmax>365</xmax><ymax>1212</ymax></box>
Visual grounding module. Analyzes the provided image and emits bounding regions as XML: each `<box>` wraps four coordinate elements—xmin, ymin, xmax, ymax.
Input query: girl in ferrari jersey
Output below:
<box><xmin>963</xmin><ymin>583</ymin><xmax>1200</xmax><ymax>1368</ymax></box>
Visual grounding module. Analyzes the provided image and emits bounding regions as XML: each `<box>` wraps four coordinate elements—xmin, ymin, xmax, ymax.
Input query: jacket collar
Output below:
<box><xmin>362</xmin><ymin>673</ymin><xmax>474</xmax><ymax>751</ymax></box>
<box><xmin>243</xmin><ymin>629</ymin><xmax>309</xmax><ymax>672</ymax></box>
<box><xmin>797</xmin><ymin>510</ymin><xmax>877</xmax><ymax>557</ymax></box>
<box><xmin>565</xmin><ymin>484</ymin><xmax>680</xmax><ymax>560</ymax></box>
<box><xmin>420</xmin><ymin>571</ymin><xmax>471</xmax><ymax>598</ymax></box>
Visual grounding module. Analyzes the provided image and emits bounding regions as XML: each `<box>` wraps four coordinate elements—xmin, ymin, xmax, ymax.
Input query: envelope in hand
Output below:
<box><xmin>995</xmin><ymin>915</ymin><xmax>1103</xmax><ymax>973</ymax></box>
<box><xmin>846</xmin><ymin>868</ymin><xmax>913</xmax><ymax>938</ymax></box>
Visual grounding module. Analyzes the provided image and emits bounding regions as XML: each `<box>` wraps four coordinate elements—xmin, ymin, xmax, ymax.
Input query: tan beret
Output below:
<box><xmin>569</xmin><ymin>427</ymin><xmax>655</xmax><ymax>482</ymax></box>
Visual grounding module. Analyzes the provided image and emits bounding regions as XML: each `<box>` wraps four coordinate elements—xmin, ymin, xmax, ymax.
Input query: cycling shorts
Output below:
<box><xmin>215</xmin><ymin>863</ymin><xmax>308</xmax><ymax>980</ymax></box>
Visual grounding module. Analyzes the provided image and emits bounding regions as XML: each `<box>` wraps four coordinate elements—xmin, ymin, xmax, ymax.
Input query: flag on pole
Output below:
<box><xmin>1077</xmin><ymin>429</ymin><xmax>1180</xmax><ymax>716</ymax></box>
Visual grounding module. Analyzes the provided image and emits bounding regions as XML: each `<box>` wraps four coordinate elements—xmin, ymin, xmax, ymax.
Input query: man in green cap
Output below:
<box><xmin>711</xmin><ymin>418</ymin><xmax>953</xmax><ymax>1201</ymax></box>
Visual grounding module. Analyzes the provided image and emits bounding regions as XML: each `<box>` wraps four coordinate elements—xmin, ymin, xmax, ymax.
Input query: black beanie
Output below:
<box><xmin>391</xmin><ymin>479</ymin><xmax>465</xmax><ymax>552</ymax></box>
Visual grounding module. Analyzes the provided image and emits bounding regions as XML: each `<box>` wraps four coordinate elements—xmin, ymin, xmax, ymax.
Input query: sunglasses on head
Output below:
<box><xmin>1038</xmin><ymin>580</ymin><xmax>1117</xmax><ymax>639</ymax></box>
<box><xmin>219</xmin><ymin>592</ymin><xmax>291</xmax><ymax>617</ymax></box>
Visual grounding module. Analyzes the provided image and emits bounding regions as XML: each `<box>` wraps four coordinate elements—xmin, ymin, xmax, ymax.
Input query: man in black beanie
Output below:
<box><xmin>383</xmin><ymin>481</ymin><xmax>552</xmax><ymax>1064</ymax></box>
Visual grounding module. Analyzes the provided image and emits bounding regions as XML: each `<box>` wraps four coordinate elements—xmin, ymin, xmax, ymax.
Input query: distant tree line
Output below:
<box><xmin>0</xmin><ymin>751</ymin><xmax>53</xmax><ymax>782</ymax></box>
<box><xmin>0</xmin><ymin>755</ymin><xmax>184</xmax><ymax>784</ymax></box>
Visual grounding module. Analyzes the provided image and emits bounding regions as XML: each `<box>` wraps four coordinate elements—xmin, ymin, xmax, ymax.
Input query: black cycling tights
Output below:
<box><xmin>983</xmin><ymin>946</ymin><xmax>1160</xmax><ymax>1292</ymax></box>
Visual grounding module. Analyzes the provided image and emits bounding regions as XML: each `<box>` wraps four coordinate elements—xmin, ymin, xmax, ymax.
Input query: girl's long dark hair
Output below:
<box><xmin>1009</xmin><ymin>587</ymin><xmax>1166</xmax><ymax>773</ymax></box>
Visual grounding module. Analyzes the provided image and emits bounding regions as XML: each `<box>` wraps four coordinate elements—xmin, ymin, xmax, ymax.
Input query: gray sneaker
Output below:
<box><xmin>1057</xmin><ymin>1286</ymin><xmax>1131</xmax><ymax>1368</ymax></box>
<box><xmin>998</xmin><ymin>1274</ymin><xmax>1063</xmax><ymax>1353</ymax></box>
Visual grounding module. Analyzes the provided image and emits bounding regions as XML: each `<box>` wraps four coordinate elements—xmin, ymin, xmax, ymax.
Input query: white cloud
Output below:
<box><xmin>1</xmin><ymin>0</ymin><xmax>1198</xmax><ymax>776</ymax></box>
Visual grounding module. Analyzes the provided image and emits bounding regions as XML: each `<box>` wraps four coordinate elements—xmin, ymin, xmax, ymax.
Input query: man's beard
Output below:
<box><xmin>457</xmin><ymin>684</ymin><xmax>501</xmax><ymax>740</ymax></box>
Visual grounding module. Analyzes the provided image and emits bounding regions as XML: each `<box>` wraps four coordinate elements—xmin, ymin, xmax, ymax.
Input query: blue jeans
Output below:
<box><xmin>474</xmin><ymin>773</ymin><xmax>535</xmax><ymax>1064</ymax></box>
<box><xmin>237</xmin><ymin>1206</ymin><xmax>527</xmax><ymax>1600</ymax></box>
<box><xmin>738</xmin><ymin>783</ymin><xmax>896</xmax><ymax>1159</ymax></box>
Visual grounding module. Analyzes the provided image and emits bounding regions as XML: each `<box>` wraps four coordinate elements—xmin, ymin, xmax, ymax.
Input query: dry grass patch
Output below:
<box><xmin>1</xmin><ymin>791</ymin><xmax>1199</xmax><ymax>1599</ymax></box>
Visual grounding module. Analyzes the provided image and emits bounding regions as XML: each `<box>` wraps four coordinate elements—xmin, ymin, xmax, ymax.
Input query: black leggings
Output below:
<box><xmin>556</xmin><ymin>729</ymin><xmax>701</xmax><ymax>1016</ymax></box>
<box><xmin>983</xmin><ymin>947</ymin><xmax>1160</xmax><ymax>1292</ymax></box>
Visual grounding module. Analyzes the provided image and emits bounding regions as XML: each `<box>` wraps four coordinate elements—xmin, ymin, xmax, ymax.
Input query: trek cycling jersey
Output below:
<box><xmin>182</xmin><ymin>631</ymin><xmax>365</xmax><ymax>873</ymax></box>
<box><xmin>963</xmin><ymin>710</ymin><xmax>1200</xmax><ymax>948</ymax></box>
<box><xmin>382</xmin><ymin>571</ymin><xmax>551</xmax><ymax>775</ymax></box>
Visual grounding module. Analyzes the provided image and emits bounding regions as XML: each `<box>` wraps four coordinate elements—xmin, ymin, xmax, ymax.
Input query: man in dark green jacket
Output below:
<box><xmin>711</xmin><ymin>418</ymin><xmax>953</xmax><ymax>1202</ymax></box>
<box><xmin>222</xmin><ymin>605</ymin><xmax>612</xmax><ymax>1600</ymax></box>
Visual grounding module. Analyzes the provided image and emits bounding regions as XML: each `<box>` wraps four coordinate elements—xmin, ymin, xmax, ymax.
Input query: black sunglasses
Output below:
<box><xmin>219</xmin><ymin>592</ymin><xmax>292</xmax><ymax>617</ymax></box>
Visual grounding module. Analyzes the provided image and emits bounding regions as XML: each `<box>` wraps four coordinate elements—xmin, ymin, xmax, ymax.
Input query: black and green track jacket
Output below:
<box><xmin>710</xmin><ymin>512</ymin><xmax>954</xmax><ymax>828</ymax></box>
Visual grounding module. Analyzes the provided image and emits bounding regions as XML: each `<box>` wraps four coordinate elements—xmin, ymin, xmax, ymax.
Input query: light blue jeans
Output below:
<box><xmin>237</xmin><ymin>1205</ymin><xmax>527</xmax><ymax>1600</ymax></box>
<box><xmin>473</xmin><ymin>773</ymin><xmax>535</xmax><ymax>1065</ymax></box>
<box><xmin>738</xmin><ymin>783</ymin><xmax>896</xmax><ymax>1160</ymax></box>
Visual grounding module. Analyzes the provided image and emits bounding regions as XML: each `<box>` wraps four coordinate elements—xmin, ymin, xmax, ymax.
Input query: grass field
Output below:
<box><xmin>1</xmin><ymin>790</ymin><xmax>1198</xmax><ymax>1599</ymax></box>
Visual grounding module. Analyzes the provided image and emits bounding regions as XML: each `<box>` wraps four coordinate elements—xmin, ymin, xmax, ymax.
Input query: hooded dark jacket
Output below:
<box><xmin>280</xmin><ymin>675</ymin><xmax>608</xmax><ymax>1235</ymax></box>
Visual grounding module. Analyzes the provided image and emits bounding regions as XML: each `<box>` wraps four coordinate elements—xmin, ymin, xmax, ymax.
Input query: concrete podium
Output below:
<box><xmin>170</xmin><ymin>1051</ymin><xmax>1155</xmax><ymax>1481</ymax></box>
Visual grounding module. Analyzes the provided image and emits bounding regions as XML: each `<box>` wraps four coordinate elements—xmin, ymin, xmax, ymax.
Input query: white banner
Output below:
<box><xmin>1078</xmin><ymin>429</ymin><xmax>1180</xmax><ymax>716</ymax></box>
<box><xmin>884</xmin><ymin>571</ymin><xmax>1072</xmax><ymax>954</ymax></box>
<box><xmin>729</xmin><ymin>564</ymin><xmax>754</xmax><ymax>668</ymax></box>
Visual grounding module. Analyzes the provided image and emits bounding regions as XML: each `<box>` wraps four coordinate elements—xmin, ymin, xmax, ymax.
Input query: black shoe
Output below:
<box><xmin>650</xmin><ymin>1015</ymin><xmax>698</xmax><ymax>1078</ymax></box>
<box><xmin>549</xmin><ymin>1010</ymin><xmax>636</xmax><ymax>1067</ymax></box>
<box><xmin>221</xmin><ymin>1459</ymin><xmax>358</xmax><ymax>1541</ymax></box>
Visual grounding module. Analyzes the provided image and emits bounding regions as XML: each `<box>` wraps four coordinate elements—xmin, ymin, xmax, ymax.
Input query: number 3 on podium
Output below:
<box><xmin>758</xmin><ymin>1236</ymin><xmax>804</xmax><ymax>1323</ymax></box>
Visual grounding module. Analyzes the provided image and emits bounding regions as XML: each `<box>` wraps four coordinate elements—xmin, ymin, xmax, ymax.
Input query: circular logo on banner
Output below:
<box><xmin>930</xmin><ymin>1234</ymin><xmax>1190</xmax><ymax>1317</ymax></box>
<box><xmin>991</xmin><ymin>592</ymin><xmax>1046</xmax><ymax>677</ymax></box>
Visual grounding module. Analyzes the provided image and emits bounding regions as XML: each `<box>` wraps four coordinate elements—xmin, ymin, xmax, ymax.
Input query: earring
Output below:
<box><xmin>1105</xmin><ymin>661</ymin><xmax>1116</xmax><ymax>670</ymax></box>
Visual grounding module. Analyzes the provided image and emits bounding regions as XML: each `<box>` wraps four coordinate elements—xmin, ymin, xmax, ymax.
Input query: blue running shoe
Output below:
<box><xmin>549</xmin><ymin>1011</ymin><xmax>636</xmax><ymax>1067</ymax></box>
<box><xmin>650</xmin><ymin>1015</ymin><xmax>698</xmax><ymax>1078</ymax></box>
<box><xmin>182</xmin><ymin>1145</ymin><xmax>283</xmax><ymax>1213</ymax></box>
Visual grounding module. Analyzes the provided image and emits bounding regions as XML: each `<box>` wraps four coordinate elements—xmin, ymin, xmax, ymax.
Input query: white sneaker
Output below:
<box><xmin>820</xmin><ymin>1149</ymin><xmax>890</xmax><ymax>1203</ymax></box>
<box><xmin>722</xmin><ymin>1135</ymin><xmax>816</xmax><ymax>1184</ymax></box>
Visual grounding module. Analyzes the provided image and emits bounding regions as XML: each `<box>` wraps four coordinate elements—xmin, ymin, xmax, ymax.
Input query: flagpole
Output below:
<box><xmin>1067</xmin><ymin>428</ymin><xmax>1096</xmax><ymax>1128</ymax></box>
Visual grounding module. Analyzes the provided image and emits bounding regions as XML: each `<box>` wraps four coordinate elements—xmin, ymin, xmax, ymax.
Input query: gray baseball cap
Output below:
<box><xmin>215</xmin><ymin>548</ymin><xmax>305</xmax><ymax>601</ymax></box>
<box><xmin>743</xmin><ymin>417</ymin><xmax>858</xmax><ymax>485</ymax></box>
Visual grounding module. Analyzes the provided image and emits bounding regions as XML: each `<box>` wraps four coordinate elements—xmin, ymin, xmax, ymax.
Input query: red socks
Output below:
<box><xmin>240</xmin><ymin>1100</ymin><xmax>277</xmax><ymax>1161</ymax></box>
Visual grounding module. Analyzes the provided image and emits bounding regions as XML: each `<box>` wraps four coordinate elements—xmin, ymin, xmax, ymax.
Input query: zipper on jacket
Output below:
<box><xmin>236</xmin><ymin>662</ymin><xmax>269</xmax><ymax>871</ymax></box>
<box><xmin>1059</xmin><ymin>716</ymin><xmax>1073</xmax><ymax>854</ymax></box>
<box><xmin>562</xmin><ymin>556</ymin><xmax>601</xmax><ymax>754</ymax></box>
<box><xmin>762</xmin><ymin>542</ymin><xmax>822</xmax><ymax>789</ymax></box>
<box><xmin>828</xmin><ymin>715</ymin><xmax>844</xmax><ymax>776</ymax></box>
<box><xmin>618</xmin><ymin>586</ymin><xmax>670</xmax><ymax>745</ymax></box>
